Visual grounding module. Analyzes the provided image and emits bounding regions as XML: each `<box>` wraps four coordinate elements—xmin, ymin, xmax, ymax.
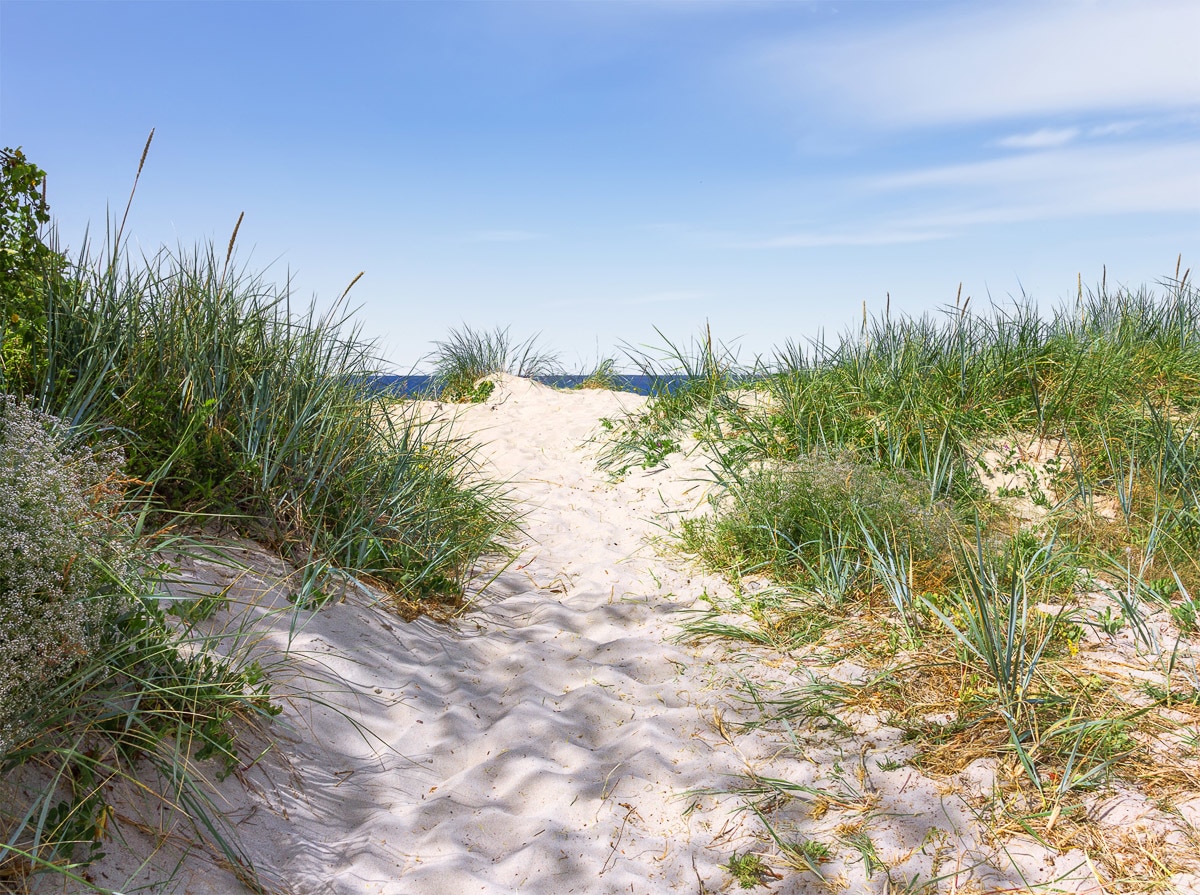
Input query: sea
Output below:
<box><xmin>367</xmin><ymin>374</ymin><xmax>685</xmax><ymax>397</ymax></box>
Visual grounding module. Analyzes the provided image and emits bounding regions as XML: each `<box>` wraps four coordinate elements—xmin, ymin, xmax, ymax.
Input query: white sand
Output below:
<box><xmin>66</xmin><ymin>375</ymin><xmax>1197</xmax><ymax>894</ymax></box>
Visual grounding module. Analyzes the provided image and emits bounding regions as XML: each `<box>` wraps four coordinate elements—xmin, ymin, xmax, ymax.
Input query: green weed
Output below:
<box><xmin>597</xmin><ymin>325</ymin><xmax>743</xmax><ymax>474</ymax></box>
<box><xmin>725</xmin><ymin>850</ymin><xmax>768</xmax><ymax>888</ymax></box>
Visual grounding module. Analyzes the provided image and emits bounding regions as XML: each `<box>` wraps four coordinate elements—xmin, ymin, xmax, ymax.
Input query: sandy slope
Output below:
<box><xmin>69</xmin><ymin>375</ymin><xmax>1198</xmax><ymax>894</ymax></box>
<box><xmin>78</xmin><ymin>375</ymin><xmax>754</xmax><ymax>894</ymax></box>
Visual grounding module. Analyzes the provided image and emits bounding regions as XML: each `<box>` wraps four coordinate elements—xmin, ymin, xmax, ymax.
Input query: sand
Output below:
<box><xmin>64</xmin><ymin>375</ymin><xmax>1199</xmax><ymax>894</ymax></box>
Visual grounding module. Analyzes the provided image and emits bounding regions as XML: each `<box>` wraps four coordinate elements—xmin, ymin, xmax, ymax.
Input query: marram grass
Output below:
<box><xmin>12</xmin><ymin>233</ymin><xmax>514</xmax><ymax>607</ymax></box>
<box><xmin>1</xmin><ymin>143</ymin><xmax>517</xmax><ymax>889</ymax></box>
<box><xmin>615</xmin><ymin>267</ymin><xmax>1200</xmax><ymax>889</ymax></box>
<box><xmin>430</xmin><ymin>324</ymin><xmax>560</xmax><ymax>402</ymax></box>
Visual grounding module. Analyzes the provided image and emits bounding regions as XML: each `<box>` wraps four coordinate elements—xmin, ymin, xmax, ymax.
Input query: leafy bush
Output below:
<box><xmin>0</xmin><ymin>398</ymin><xmax>282</xmax><ymax>886</ymax></box>
<box><xmin>0</xmin><ymin>147</ymin><xmax>70</xmax><ymax>395</ymax></box>
<box><xmin>0</xmin><ymin>398</ymin><xmax>132</xmax><ymax>754</ymax></box>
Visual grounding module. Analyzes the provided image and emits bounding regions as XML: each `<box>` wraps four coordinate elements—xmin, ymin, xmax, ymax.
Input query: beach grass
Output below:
<box><xmin>430</xmin><ymin>324</ymin><xmax>560</xmax><ymax>402</ymax></box>
<box><xmin>607</xmin><ymin>265</ymin><xmax>1200</xmax><ymax>888</ymax></box>
<box><xmin>6</xmin><ymin>142</ymin><xmax>1200</xmax><ymax>890</ymax></box>
<box><xmin>597</xmin><ymin>324</ymin><xmax>744</xmax><ymax>474</ymax></box>
<box><xmin>17</xmin><ymin>230</ymin><xmax>514</xmax><ymax>608</ymax></box>
<box><xmin>1</xmin><ymin>144</ymin><xmax>516</xmax><ymax>889</ymax></box>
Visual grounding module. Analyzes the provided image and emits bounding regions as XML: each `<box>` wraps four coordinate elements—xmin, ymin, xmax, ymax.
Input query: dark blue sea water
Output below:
<box><xmin>368</xmin><ymin>373</ymin><xmax>686</xmax><ymax>397</ymax></box>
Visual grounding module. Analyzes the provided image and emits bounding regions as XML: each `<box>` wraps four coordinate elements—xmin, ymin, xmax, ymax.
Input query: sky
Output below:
<box><xmin>2</xmin><ymin>0</ymin><xmax>1198</xmax><ymax>371</ymax></box>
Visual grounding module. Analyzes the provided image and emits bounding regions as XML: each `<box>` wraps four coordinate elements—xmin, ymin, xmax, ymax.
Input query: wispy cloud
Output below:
<box><xmin>717</xmin><ymin>140</ymin><xmax>1200</xmax><ymax>252</ymax></box>
<box><xmin>1087</xmin><ymin>120</ymin><xmax>1144</xmax><ymax>139</ymax></box>
<box><xmin>753</xmin><ymin>1</ymin><xmax>1200</xmax><ymax>128</ymax></box>
<box><xmin>745</xmin><ymin>228</ymin><xmax>949</xmax><ymax>249</ymax></box>
<box><xmin>467</xmin><ymin>229</ymin><xmax>545</xmax><ymax>243</ymax></box>
<box><xmin>867</xmin><ymin>142</ymin><xmax>1200</xmax><ymax>223</ymax></box>
<box><xmin>996</xmin><ymin>121</ymin><xmax>1153</xmax><ymax>150</ymax></box>
<box><xmin>871</xmin><ymin>141</ymin><xmax>1198</xmax><ymax>200</ymax></box>
<box><xmin>996</xmin><ymin>128</ymin><xmax>1080</xmax><ymax>150</ymax></box>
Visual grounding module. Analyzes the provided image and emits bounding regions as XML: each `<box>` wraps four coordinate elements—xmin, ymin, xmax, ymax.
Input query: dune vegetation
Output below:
<box><xmin>598</xmin><ymin>267</ymin><xmax>1200</xmax><ymax>889</ymax></box>
<box><xmin>0</xmin><ymin>145</ymin><xmax>514</xmax><ymax>890</ymax></box>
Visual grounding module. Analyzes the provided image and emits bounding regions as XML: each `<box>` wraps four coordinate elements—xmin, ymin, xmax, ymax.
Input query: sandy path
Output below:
<box><xmin>84</xmin><ymin>374</ymin><xmax>754</xmax><ymax>894</ymax></box>
<box><xmin>351</xmin><ymin>374</ymin><xmax>741</xmax><ymax>892</ymax></box>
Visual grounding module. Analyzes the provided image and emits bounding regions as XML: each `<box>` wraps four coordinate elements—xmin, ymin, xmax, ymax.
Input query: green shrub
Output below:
<box><xmin>0</xmin><ymin>398</ymin><xmax>280</xmax><ymax>886</ymax></box>
<box><xmin>0</xmin><ymin>147</ymin><xmax>70</xmax><ymax>396</ymax></box>
<box><xmin>725</xmin><ymin>851</ymin><xmax>768</xmax><ymax>888</ymax></box>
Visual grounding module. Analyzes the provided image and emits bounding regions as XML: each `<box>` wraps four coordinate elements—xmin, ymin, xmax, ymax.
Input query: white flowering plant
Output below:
<box><xmin>0</xmin><ymin>397</ymin><xmax>133</xmax><ymax>754</ymax></box>
<box><xmin>0</xmin><ymin>397</ymin><xmax>279</xmax><ymax>886</ymax></box>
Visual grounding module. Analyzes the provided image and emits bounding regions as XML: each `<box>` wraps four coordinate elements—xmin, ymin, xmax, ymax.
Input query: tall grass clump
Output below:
<box><xmin>681</xmin><ymin>449</ymin><xmax>959</xmax><ymax>592</ymax></box>
<box><xmin>4</xmin><ymin>139</ymin><xmax>512</xmax><ymax>606</ymax></box>
<box><xmin>1</xmin><ymin>142</ymin><xmax>514</xmax><ymax>889</ymax></box>
<box><xmin>10</xmin><ymin>234</ymin><xmax>512</xmax><ymax>607</ymax></box>
<box><xmin>598</xmin><ymin>325</ymin><xmax>748</xmax><ymax>474</ymax></box>
<box><xmin>675</xmin><ymin>268</ymin><xmax>1200</xmax><ymax>607</ymax></box>
<box><xmin>703</xmin><ymin>270</ymin><xmax>1200</xmax><ymax>583</ymax></box>
<box><xmin>922</xmin><ymin>531</ymin><xmax>1078</xmax><ymax>781</ymax></box>
<box><xmin>658</xmin><ymin>268</ymin><xmax>1200</xmax><ymax>878</ymax></box>
<box><xmin>430</xmin><ymin>324</ymin><xmax>560</xmax><ymax>402</ymax></box>
<box><xmin>575</xmin><ymin>356</ymin><xmax>621</xmax><ymax>391</ymax></box>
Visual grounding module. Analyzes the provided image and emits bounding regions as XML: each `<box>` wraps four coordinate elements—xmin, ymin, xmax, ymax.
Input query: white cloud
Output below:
<box><xmin>867</xmin><ymin>141</ymin><xmax>1200</xmax><ymax>221</ymax></box>
<box><xmin>996</xmin><ymin>128</ymin><xmax>1080</xmax><ymax>150</ymax></box>
<box><xmin>714</xmin><ymin>141</ymin><xmax>1199</xmax><ymax>253</ymax></box>
<box><xmin>755</xmin><ymin>1</ymin><xmax>1200</xmax><ymax>128</ymax></box>
<box><xmin>1087</xmin><ymin>120</ymin><xmax>1143</xmax><ymax>138</ymax></box>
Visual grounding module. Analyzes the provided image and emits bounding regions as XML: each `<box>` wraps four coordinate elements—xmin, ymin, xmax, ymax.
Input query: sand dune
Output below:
<box><xmin>71</xmin><ymin>375</ymin><xmax>1197</xmax><ymax>894</ymax></box>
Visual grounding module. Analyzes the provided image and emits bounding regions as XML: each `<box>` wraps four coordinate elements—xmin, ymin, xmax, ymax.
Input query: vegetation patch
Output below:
<box><xmin>430</xmin><ymin>324</ymin><xmax>559</xmax><ymax>403</ymax></box>
<box><xmin>1</xmin><ymin>144</ymin><xmax>517</xmax><ymax>889</ymax></box>
<box><xmin>613</xmin><ymin>267</ymin><xmax>1200</xmax><ymax>892</ymax></box>
<box><xmin>0</xmin><ymin>399</ymin><xmax>280</xmax><ymax>890</ymax></box>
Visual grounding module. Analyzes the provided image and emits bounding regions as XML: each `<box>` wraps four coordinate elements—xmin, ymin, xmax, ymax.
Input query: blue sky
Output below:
<box><xmin>3</xmin><ymin>1</ymin><xmax>1198</xmax><ymax>371</ymax></box>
